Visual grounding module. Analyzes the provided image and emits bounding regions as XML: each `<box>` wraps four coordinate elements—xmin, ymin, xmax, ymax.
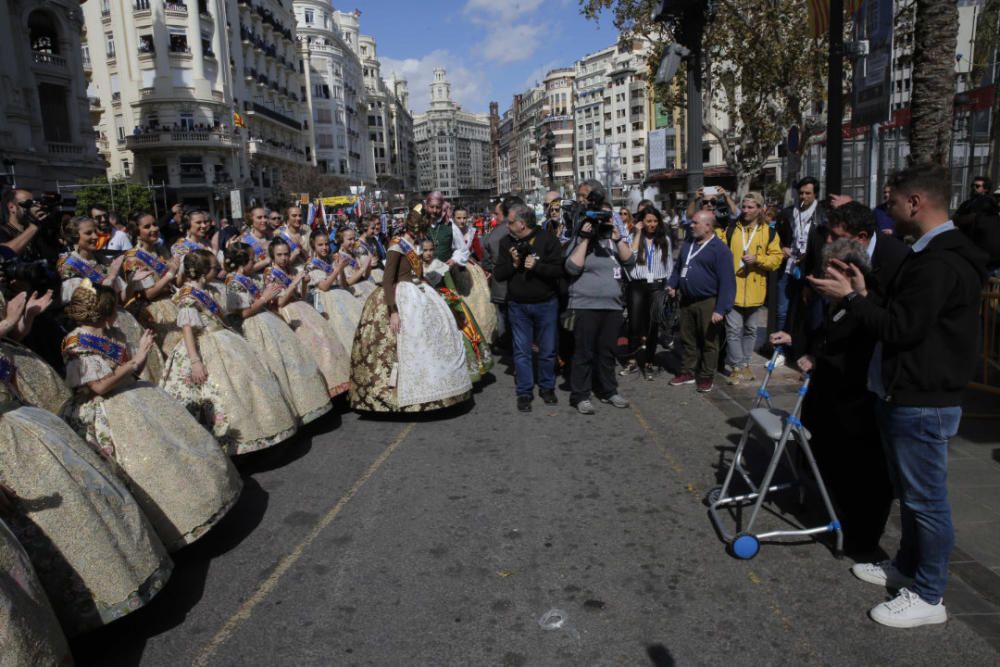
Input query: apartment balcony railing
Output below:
<box><xmin>247</xmin><ymin>139</ymin><xmax>303</xmax><ymax>163</ymax></box>
<box><xmin>47</xmin><ymin>142</ymin><xmax>85</xmax><ymax>155</ymax></box>
<box><xmin>124</xmin><ymin>129</ymin><xmax>236</xmax><ymax>151</ymax></box>
<box><xmin>31</xmin><ymin>51</ymin><xmax>67</xmax><ymax>68</ymax></box>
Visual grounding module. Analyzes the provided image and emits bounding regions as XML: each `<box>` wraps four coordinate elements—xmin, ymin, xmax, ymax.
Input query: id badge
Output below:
<box><xmin>680</xmin><ymin>267</ymin><xmax>688</xmax><ymax>279</ymax></box>
<box><xmin>613</xmin><ymin>265</ymin><xmax>622</xmax><ymax>280</ymax></box>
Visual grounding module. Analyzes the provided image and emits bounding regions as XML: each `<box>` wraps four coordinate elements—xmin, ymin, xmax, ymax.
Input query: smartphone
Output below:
<box><xmin>703</xmin><ymin>186</ymin><xmax>719</xmax><ymax>197</ymax></box>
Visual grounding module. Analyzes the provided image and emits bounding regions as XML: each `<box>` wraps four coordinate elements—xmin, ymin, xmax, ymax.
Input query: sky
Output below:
<box><xmin>352</xmin><ymin>0</ymin><xmax>619</xmax><ymax>116</ymax></box>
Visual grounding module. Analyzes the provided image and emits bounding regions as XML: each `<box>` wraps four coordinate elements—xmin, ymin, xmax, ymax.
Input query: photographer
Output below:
<box><xmin>685</xmin><ymin>185</ymin><xmax>738</xmax><ymax>227</ymax></box>
<box><xmin>493</xmin><ymin>203</ymin><xmax>564</xmax><ymax>413</ymax></box>
<box><xmin>563</xmin><ymin>194</ymin><xmax>635</xmax><ymax>415</ymax></box>
<box><xmin>1</xmin><ymin>188</ymin><xmax>62</xmax><ymax>263</ymax></box>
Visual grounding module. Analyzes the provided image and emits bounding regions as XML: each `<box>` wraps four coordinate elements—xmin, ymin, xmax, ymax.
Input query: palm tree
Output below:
<box><xmin>908</xmin><ymin>0</ymin><xmax>958</xmax><ymax>166</ymax></box>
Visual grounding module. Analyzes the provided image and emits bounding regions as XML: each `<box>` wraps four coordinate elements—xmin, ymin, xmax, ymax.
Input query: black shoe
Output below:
<box><xmin>539</xmin><ymin>389</ymin><xmax>558</xmax><ymax>405</ymax></box>
<box><xmin>517</xmin><ymin>395</ymin><xmax>532</xmax><ymax>412</ymax></box>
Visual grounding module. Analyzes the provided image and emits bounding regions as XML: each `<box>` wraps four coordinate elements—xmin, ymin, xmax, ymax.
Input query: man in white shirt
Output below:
<box><xmin>106</xmin><ymin>212</ymin><xmax>133</xmax><ymax>252</ymax></box>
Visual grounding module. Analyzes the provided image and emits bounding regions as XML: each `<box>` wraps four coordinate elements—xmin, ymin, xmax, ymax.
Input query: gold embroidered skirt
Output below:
<box><xmin>314</xmin><ymin>287</ymin><xmax>363</xmax><ymax>354</ymax></box>
<box><xmin>115</xmin><ymin>307</ymin><xmax>165</xmax><ymax>384</ymax></box>
<box><xmin>0</xmin><ymin>340</ymin><xmax>71</xmax><ymax>414</ymax></box>
<box><xmin>279</xmin><ymin>301</ymin><xmax>351</xmax><ymax>397</ymax></box>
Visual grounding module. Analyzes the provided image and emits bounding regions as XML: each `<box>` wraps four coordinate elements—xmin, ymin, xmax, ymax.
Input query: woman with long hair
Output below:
<box><xmin>59</xmin><ymin>215</ymin><xmax>165</xmax><ymax>383</ymax></box>
<box><xmin>61</xmin><ymin>281</ymin><xmax>243</xmax><ymax>551</ymax></box>
<box><xmin>350</xmin><ymin>210</ymin><xmax>472</xmax><ymax>412</ymax></box>
<box><xmin>267</xmin><ymin>238</ymin><xmax>351</xmax><ymax>398</ymax></box>
<box><xmin>224</xmin><ymin>242</ymin><xmax>331</xmax><ymax>424</ymax></box>
<box><xmin>123</xmin><ymin>211</ymin><xmax>183</xmax><ymax>356</ymax></box>
<box><xmin>159</xmin><ymin>249</ymin><xmax>297</xmax><ymax>454</ymax></box>
<box><xmin>622</xmin><ymin>206</ymin><xmax>674</xmax><ymax>379</ymax></box>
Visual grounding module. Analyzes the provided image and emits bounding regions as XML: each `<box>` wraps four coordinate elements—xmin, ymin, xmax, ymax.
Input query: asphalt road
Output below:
<box><xmin>70</xmin><ymin>357</ymin><xmax>1000</xmax><ymax>666</ymax></box>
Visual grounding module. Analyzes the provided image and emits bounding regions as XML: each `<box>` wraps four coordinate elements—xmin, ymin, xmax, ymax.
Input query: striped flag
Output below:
<box><xmin>807</xmin><ymin>0</ymin><xmax>865</xmax><ymax>39</ymax></box>
<box><xmin>319</xmin><ymin>201</ymin><xmax>327</xmax><ymax>227</ymax></box>
<box><xmin>306</xmin><ymin>202</ymin><xmax>316</xmax><ymax>228</ymax></box>
<box><xmin>233</xmin><ymin>111</ymin><xmax>246</xmax><ymax>128</ymax></box>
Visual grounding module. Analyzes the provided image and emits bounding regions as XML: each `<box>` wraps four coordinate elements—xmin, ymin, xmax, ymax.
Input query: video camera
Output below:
<box><xmin>564</xmin><ymin>190</ymin><xmax>614</xmax><ymax>241</ymax></box>
<box><xmin>0</xmin><ymin>256</ymin><xmax>57</xmax><ymax>291</ymax></box>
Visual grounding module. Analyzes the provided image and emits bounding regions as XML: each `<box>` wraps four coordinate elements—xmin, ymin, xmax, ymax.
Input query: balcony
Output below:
<box><xmin>164</xmin><ymin>2</ymin><xmax>188</xmax><ymax>17</ymax></box>
<box><xmin>245</xmin><ymin>102</ymin><xmax>301</xmax><ymax>130</ymax></box>
<box><xmin>31</xmin><ymin>51</ymin><xmax>67</xmax><ymax>68</ymax></box>
<box><xmin>247</xmin><ymin>138</ymin><xmax>303</xmax><ymax>164</ymax></box>
<box><xmin>47</xmin><ymin>142</ymin><xmax>85</xmax><ymax>155</ymax></box>
<box><xmin>134</xmin><ymin>0</ymin><xmax>151</xmax><ymax>17</ymax></box>
<box><xmin>124</xmin><ymin>129</ymin><xmax>236</xmax><ymax>151</ymax></box>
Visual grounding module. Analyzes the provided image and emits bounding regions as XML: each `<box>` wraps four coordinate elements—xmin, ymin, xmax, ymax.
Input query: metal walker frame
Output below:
<box><xmin>708</xmin><ymin>349</ymin><xmax>844</xmax><ymax>559</ymax></box>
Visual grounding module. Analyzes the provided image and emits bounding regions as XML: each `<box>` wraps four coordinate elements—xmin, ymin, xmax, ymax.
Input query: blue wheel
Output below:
<box><xmin>732</xmin><ymin>533</ymin><xmax>760</xmax><ymax>560</ymax></box>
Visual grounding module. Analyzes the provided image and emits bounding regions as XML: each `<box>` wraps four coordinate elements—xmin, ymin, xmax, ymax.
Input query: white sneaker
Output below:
<box><xmin>869</xmin><ymin>588</ymin><xmax>947</xmax><ymax>628</ymax></box>
<box><xmin>773</xmin><ymin>353</ymin><xmax>786</xmax><ymax>368</ymax></box>
<box><xmin>851</xmin><ymin>560</ymin><xmax>915</xmax><ymax>589</ymax></box>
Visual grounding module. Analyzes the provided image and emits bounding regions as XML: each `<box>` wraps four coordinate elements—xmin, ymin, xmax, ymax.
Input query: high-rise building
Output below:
<box><xmin>492</xmin><ymin>86</ymin><xmax>545</xmax><ymax>199</ymax></box>
<box><xmin>359</xmin><ymin>34</ymin><xmax>416</xmax><ymax>195</ymax></box>
<box><xmin>413</xmin><ymin>69</ymin><xmax>493</xmax><ymax>204</ymax></box>
<box><xmin>1</xmin><ymin>1</ymin><xmax>104</xmax><ymax>192</ymax></box>
<box><xmin>541</xmin><ymin>68</ymin><xmax>576</xmax><ymax>193</ymax></box>
<box><xmin>83</xmin><ymin>0</ymin><xmax>309</xmax><ymax>214</ymax></box>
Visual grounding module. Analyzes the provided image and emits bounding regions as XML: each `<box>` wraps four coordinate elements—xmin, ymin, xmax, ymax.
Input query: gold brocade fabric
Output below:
<box><xmin>314</xmin><ymin>287</ymin><xmax>363</xmax><ymax>353</ymax></box>
<box><xmin>133</xmin><ymin>296</ymin><xmax>184</xmax><ymax>357</ymax></box>
<box><xmin>464</xmin><ymin>263</ymin><xmax>497</xmax><ymax>344</ymax></box>
<box><xmin>0</xmin><ymin>340</ymin><xmax>71</xmax><ymax>415</ymax></box>
<box><xmin>348</xmin><ymin>288</ymin><xmax>470</xmax><ymax>413</ymax></box>
<box><xmin>113</xmin><ymin>307</ymin><xmax>165</xmax><ymax>384</ymax></box>
<box><xmin>0</xmin><ymin>404</ymin><xmax>172</xmax><ymax>636</ymax></box>
<box><xmin>160</xmin><ymin>327</ymin><xmax>297</xmax><ymax>456</ymax></box>
<box><xmin>241</xmin><ymin>311</ymin><xmax>331</xmax><ymax>424</ymax></box>
<box><xmin>279</xmin><ymin>301</ymin><xmax>351</xmax><ymax>397</ymax></box>
<box><xmin>62</xmin><ymin>376</ymin><xmax>244</xmax><ymax>552</ymax></box>
<box><xmin>0</xmin><ymin>518</ymin><xmax>72</xmax><ymax>665</ymax></box>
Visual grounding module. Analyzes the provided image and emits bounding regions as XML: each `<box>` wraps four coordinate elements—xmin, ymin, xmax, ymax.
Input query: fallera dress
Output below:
<box><xmin>266</xmin><ymin>266</ymin><xmax>351</xmax><ymax>397</ymax></box>
<box><xmin>307</xmin><ymin>257</ymin><xmax>364</xmax><ymax>354</ymax></box>
<box><xmin>0</xmin><ymin>294</ymin><xmax>71</xmax><ymax>415</ymax></box>
<box><xmin>123</xmin><ymin>247</ymin><xmax>183</xmax><ymax>356</ymax></box>
<box><xmin>0</xmin><ymin>518</ymin><xmax>72</xmax><ymax>664</ymax></box>
<box><xmin>0</xmin><ymin>349</ymin><xmax>172</xmax><ymax>636</ymax></box>
<box><xmin>159</xmin><ymin>284</ymin><xmax>298</xmax><ymax>455</ymax></box>
<box><xmin>225</xmin><ymin>273</ymin><xmax>331</xmax><ymax>424</ymax></box>
<box><xmin>59</xmin><ymin>251</ymin><xmax>164</xmax><ymax>384</ymax></box>
<box><xmin>61</xmin><ymin>326</ymin><xmax>243</xmax><ymax>551</ymax></box>
<box><xmin>423</xmin><ymin>260</ymin><xmax>494</xmax><ymax>384</ymax></box>
<box><xmin>463</xmin><ymin>262</ymin><xmax>497</xmax><ymax>344</ymax></box>
<box><xmin>350</xmin><ymin>236</ymin><xmax>472</xmax><ymax>412</ymax></box>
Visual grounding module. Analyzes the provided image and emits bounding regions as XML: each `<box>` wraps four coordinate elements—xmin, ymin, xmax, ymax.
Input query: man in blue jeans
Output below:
<box><xmin>493</xmin><ymin>203</ymin><xmax>564</xmax><ymax>412</ymax></box>
<box><xmin>811</xmin><ymin>164</ymin><xmax>988</xmax><ymax>628</ymax></box>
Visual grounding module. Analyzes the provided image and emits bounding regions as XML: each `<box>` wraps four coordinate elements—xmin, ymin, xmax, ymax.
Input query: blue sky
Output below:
<box><xmin>354</xmin><ymin>0</ymin><xmax>618</xmax><ymax>115</ymax></box>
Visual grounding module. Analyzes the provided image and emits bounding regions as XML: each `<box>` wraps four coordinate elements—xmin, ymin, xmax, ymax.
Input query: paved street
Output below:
<box><xmin>70</xmin><ymin>357</ymin><xmax>1000</xmax><ymax>666</ymax></box>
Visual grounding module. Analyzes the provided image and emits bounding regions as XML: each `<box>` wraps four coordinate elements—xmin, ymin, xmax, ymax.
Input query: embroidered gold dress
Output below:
<box><xmin>349</xmin><ymin>238</ymin><xmax>472</xmax><ymax>412</ymax></box>
<box><xmin>59</xmin><ymin>251</ymin><xmax>165</xmax><ymax>384</ymax></box>
<box><xmin>0</xmin><ymin>293</ymin><xmax>71</xmax><ymax>415</ymax></box>
<box><xmin>159</xmin><ymin>285</ymin><xmax>298</xmax><ymax>455</ymax></box>
<box><xmin>225</xmin><ymin>274</ymin><xmax>331</xmax><ymax>424</ymax></box>
<box><xmin>266</xmin><ymin>267</ymin><xmax>351</xmax><ymax>397</ymax></box>
<box><xmin>308</xmin><ymin>259</ymin><xmax>364</xmax><ymax>354</ymax></box>
<box><xmin>123</xmin><ymin>247</ymin><xmax>183</xmax><ymax>356</ymax></box>
<box><xmin>464</xmin><ymin>262</ymin><xmax>497</xmax><ymax>344</ymax></box>
<box><xmin>0</xmin><ymin>518</ymin><xmax>72</xmax><ymax>663</ymax></box>
<box><xmin>0</xmin><ymin>352</ymin><xmax>172</xmax><ymax>635</ymax></box>
<box><xmin>423</xmin><ymin>260</ymin><xmax>494</xmax><ymax>384</ymax></box>
<box><xmin>62</xmin><ymin>327</ymin><xmax>243</xmax><ymax>551</ymax></box>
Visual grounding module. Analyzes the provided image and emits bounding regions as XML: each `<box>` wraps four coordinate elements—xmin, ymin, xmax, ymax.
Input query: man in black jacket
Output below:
<box><xmin>493</xmin><ymin>203</ymin><xmax>564</xmax><ymax>412</ymax></box>
<box><xmin>811</xmin><ymin>164</ymin><xmax>989</xmax><ymax>629</ymax></box>
<box><xmin>772</xmin><ymin>177</ymin><xmax>829</xmax><ymax>335</ymax></box>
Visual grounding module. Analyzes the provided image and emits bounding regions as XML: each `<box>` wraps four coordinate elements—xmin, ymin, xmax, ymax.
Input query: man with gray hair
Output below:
<box><xmin>493</xmin><ymin>202</ymin><xmax>565</xmax><ymax>412</ymax></box>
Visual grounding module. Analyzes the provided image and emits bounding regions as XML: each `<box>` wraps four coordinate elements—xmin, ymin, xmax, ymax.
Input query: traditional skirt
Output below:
<box><xmin>370</xmin><ymin>268</ymin><xmax>384</xmax><ymax>284</ymax></box>
<box><xmin>278</xmin><ymin>301</ymin><xmax>351</xmax><ymax>397</ymax></box>
<box><xmin>464</xmin><ymin>263</ymin><xmax>497</xmax><ymax>344</ymax></box>
<box><xmin>132</xmin><ymin>296</ymin><xmax>184</xmax><ymax>356</ymax></box>
<box><xmin>115</xmin><ymin>307</ymin><xmax>165</xmax><ymax>384</ymax></box>
<box><xmin>0</xmin><ymin>340</ymin><xmax>71</xmax><ymax>415</ymax></box>
<box><xmin>241</xmin><ymin>311</ymin><xmax>331</xmax><ymax>424</ymax></box>
<box><xmin>451</xmin><ymin>297</ymin><xmax>494</xmax><ymax>383</ymax></box>
<box><xmin>314</xmin><ymin>287</ymin><xmax>364</xmax><ymax>353</ymax></box>
<box><xmin>160</xmin><ymin>324</ymin><xmax>298</xmax><ymax>456</ymax></box>
<box><xmin>0</xmin><ymin>518</ymin><xmax>72</xmax><ymax>662</ymax></box>
<box><xmin>0</xmin><ymin>405</ymin><xmax>172</xmax><ymax>635</ymax></box>
<box><xmin>349</xmin><ymin>283</ymin><xmax>472</xmax><ymax>412</ymax></box>
<box><xmin>62</xmin><ymin>382</ymin><xmax>244</xmax><ymax>551</ymax></box>
<box><xmin>351</xmin><ymin>279</ymin><xmax>377</xmax><ymax>299</ymax></box>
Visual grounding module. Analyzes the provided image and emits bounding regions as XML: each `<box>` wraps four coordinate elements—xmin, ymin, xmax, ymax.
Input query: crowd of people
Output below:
<box><xmin>0</xmin><ymin>162</ymin><xmax>997</xmax><ymax>661</ymax></box>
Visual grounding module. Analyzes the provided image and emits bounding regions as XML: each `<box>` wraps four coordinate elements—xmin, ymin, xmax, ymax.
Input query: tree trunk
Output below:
<box><xmin>908</xmin><ymin>0</ymin><xmax>958</xmax><ymax>166</ymax></box>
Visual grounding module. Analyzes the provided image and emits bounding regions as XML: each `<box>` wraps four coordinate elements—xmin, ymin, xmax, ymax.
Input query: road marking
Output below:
<box><xmin>192</xmin><ymin>422</ymin><xmax>417</xmax><ymax>666</ymax></box>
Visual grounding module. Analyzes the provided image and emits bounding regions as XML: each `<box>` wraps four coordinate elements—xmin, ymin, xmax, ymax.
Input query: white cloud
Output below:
<box><xmin>481</xmin><ymin>24</ymin><xmax>543</xmax><ymax>64</ymax></box>
<box><xmin>380</xmin><ymin>50</ymin><xmax>492</xmax><ymax>115</ymax></box>
<box><xmin>519</xmin><ymin>59</ymin><xmax>563</xmax><ymax>92</ymax></box>
<box><xmin>463</xmin><ymin>0</ymin><xmax>544</xmax><ymax>23</ymax></box>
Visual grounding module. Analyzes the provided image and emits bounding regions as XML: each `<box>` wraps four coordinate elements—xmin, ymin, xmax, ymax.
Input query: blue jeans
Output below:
<box><xmin>876</xmin><ymin>402</ymin><xmax>961</xmax><ymax>603</ymax></box>
<box><xmin>508</xmin><ymin>298</ymin><xmax>558</xmax><ymax>398</ymax></box>
<box><xmin>775</xmin><ymin>271</ymin><xmax>790</xmax><ymax>332</ymax></box>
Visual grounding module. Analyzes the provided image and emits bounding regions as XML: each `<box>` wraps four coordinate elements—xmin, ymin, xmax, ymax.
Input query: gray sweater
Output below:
<box><xmin>564</xmin><ymin>238</ymin><xmax>635</xmax><ymax>310</ymax></box>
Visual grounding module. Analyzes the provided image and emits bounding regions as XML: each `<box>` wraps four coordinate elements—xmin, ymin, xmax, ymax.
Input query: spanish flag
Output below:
<box><xmin>233</xmin><ymin>111</ymin><xmax>246</xmax><ymax>128</ymax></box>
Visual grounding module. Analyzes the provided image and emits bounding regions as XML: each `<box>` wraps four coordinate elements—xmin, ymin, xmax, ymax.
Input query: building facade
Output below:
<box><xmin>83</xmin><ymin>0</ymin><xmax>309</xmax><ymax>214</ymax></box>
<box><xmin>541</xmin><ymin>67</ymin><xmax>576</xmax><ymax>193</ymax></box>
<box><xmin>413</xmin><ymin>69</ymin><xmax>493</xmax><ymax>204</ymax></box>
<box><xmin>0</xmin><ymin>1</ymin><xmax>104</xmax><ymax>193</ymax></box>
<box><xmin>359</xmin><ymin>35</ymin><xmax>416</xmax><ymax>195</ymax></box>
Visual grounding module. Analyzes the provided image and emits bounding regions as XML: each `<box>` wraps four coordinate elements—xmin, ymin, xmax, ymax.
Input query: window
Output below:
<box><xmin>179</xmin><ymin>155</ymin><xmax>204</xmax><ymax>183</ymax></box>
<box><xmin>115</xmin><ymin>114</ymin><xmax>125</xmax><ymax>142</ymax></box>
<box><xmin>121</xmin><ymin>159</ymin><xmax>131</xmax><ymax>177</ymax></box>
<box><xmin>304</xmin><ymin>8</ymin><xmax>314</xmax><ymax>24</ymax></box>
<box><xmin>169</xmin><ymin>31</ymin><xmax>189</xmax><ymax>54</ymax></box>
<box><xmin>38</xmin><ymin>83</ymin><xmax>71</xmax><ymax>142</ymax></box>
<box><xmin>29</xmin><ymin>10</ymin><xmax>60</xmax><ymax>54</ymax></box>
<box><xmin>180</xmin><ymin>112</ymin><xmax>194</xmax><ymax>130</ymax></box>
<box><xmin>139</xmin><ymin>34</ymin><xmax>154</xmax><ymax>54</ymax></box>
<box><xmin>105</xmin><ymin>32</ymin><xmax>115</xmax><ymax>58</ymax></box>
<box><xmin>150</xmin><ymin>162</ymin><xmax>168</xmax><ymax>184</ymax></box>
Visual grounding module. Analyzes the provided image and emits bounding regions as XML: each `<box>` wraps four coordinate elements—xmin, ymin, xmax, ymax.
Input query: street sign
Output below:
<box><xmin>230</xmin><ymin>189</ymin><xmax>242</xmax><ymax>220</ymax></box>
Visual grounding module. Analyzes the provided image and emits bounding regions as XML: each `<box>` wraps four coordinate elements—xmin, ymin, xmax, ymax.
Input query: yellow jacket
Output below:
<box><xmin>716</xmin><ymin>221</ymin><xmax>783</xmax><ymax>308</ymax></box>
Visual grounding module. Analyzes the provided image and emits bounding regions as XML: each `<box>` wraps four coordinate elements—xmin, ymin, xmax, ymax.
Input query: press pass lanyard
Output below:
<box><xmin>741</xmin><ymin>224</ymin><xmax>759</xmax><ymax>257</ymax></box>
<box><xmin>681</xmin><ymin>238</ymin><xmax>710</xmax><ymax>278</ymax></box>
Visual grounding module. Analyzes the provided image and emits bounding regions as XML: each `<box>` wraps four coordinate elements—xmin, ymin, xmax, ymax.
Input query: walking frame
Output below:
<box><xmin>708</xmin><ymin>348</ymin><xmax>844</xmax><ymax>559</ymax></box>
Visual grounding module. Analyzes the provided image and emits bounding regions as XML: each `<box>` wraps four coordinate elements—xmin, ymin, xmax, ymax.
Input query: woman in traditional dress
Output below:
<box><xmin>0</xmin><ymin>294</ymin><xmax>171</xmax><ymax>636</ymax></box>
<box><xmin>61</xmin><ymin>282</ymin><xmax>243</xmax><ymax>551</ymax></box>
<box><xmin>307</xmin><ymin>234</ymin><xmax>360</xmax><ymax>352</ymax></box>
<box><xmin>59</xmin><ymin>215</ymin><xmax>165</xmax><ymax>384</ymax></box>
<box><xmin>170</xmin><ymin>208</ymin><xmax>213</xmax><ymax>275</ymax></box>
<box><xmin>240</xmin><ymin>206</ymin><xmax>273</xmax><ymax>273</ymax></box>
<box><xmin>224</xmin><ymin>243</ymin><xmax>331</xmax><ymax>424</ymax></box>
<box><xmin>420</xmin><ymin>240</ymin><xmax>494</xmax><ymax>383</ymax></box>
<box><xmin>123</xmin><ymin>211</ymin><xmax>183</xmax><ymax>356</ymax></box>
<box><xmin>349</xmin><ymin>211</ymin><xmax>472</xmax><ymax>412</ymax></box>
<box><xmin>267</xmin><ymin>239</ymin><xmax>351</xmax><ymax>398</ymax></box>
<box><xmin>0</xmin><ymin>289</ymin><xmax>70</xmax><ymax>415</ymax></box>
<box><xmin>336</xmin><ymin>228</ymin><xmax>376</xmax><ymax>298</ymax></box>
<box><xmin>0</xmin><ymin>518</ymin><xmax>73</xmax><ymax>661</ymax></box>
<box><xmin>159</xmin><ymin>249</ymin><xmax>297</xmax><ymax>455</ymax></box>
